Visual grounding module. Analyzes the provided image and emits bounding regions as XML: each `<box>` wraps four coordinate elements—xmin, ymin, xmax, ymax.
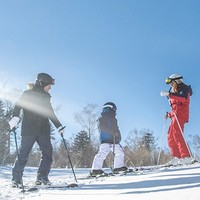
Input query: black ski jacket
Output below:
<box><xmin>98</xmin><ymin>111</ymin><xmax>121</xmax><ymax>144</ymax></box>
<box><xmin>12</xmin><ymin>85</ymin><xmax>62</xmax><ymax>135</ymax></box>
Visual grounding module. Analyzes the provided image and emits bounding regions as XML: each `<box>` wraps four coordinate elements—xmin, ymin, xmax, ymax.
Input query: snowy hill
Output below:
<box><xmin>1</xmin><ymin>163</ymin><xmax>200</xmax><ymax>200</ymax></box>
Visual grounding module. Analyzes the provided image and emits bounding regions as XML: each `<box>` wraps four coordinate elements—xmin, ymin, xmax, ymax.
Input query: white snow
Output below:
<box><xmin>1</xmin><ymin>164</ymin><xmax>200</xmax><ymax>200</ymax></box>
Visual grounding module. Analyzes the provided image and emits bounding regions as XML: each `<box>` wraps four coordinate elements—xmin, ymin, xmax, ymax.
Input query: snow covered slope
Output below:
<box><xmin>0</xmin><ymin>163</ymin><xmax>200</xmax><ymax>200</ymax></box>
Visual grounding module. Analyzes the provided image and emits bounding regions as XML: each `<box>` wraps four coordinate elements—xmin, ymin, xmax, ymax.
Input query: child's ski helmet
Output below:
<box><xmin>102</xmin><ymin>102</ymin><xmax>117</xmax><ymax>113</ymax></box>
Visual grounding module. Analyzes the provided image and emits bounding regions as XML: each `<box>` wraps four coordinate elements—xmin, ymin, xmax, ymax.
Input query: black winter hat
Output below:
<box><xmin>36</xmin><ymin>73</ymin><xmax>55</xmax><ymax>87</ymax></box>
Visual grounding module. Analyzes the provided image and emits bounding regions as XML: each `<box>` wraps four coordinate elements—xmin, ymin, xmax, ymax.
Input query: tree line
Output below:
<box><xmin>0</xmin><ymin>89</ymin><xmax>199</xmax><ymax>168</ymax></box>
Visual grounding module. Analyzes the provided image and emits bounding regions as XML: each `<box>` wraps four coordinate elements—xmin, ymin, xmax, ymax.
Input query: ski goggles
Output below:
<box><xmin>165</xmin><ymin>78</ymin><xmax>173</xmax><ymax>84</ymax></box>
<box><xmin>165</xmin><ymin>76</ymin><xmax>183</xmax><ymax>84</ymax></box>
<box><xmin>102</xmin><ymin>105</ymin><xmax>117</xmax><ymax>112</ymax></box>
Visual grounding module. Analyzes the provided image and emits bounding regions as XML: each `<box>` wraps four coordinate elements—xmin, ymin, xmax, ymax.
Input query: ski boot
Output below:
<box><xmin>90</xmin><ymin>169</ymin><xmax>109</xmax><ymax>177</ymax></box>
<box><xmin>35</xmin><ymin>175</ymin><xmax>51</xmax><ymax>186</ymax></box>
<box><xmin>12</xmin><ymin>180</ymin><xmax>22</xmax><ymax>188</ymax></box>
<box><xmin>113</xmin><ymin>166</ymin><xmax>130</xmax><ymax>174</ymax></box>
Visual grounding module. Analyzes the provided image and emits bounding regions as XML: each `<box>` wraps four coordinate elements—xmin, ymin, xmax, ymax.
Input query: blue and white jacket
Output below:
<box><xmin>98</xmin><ymin>110</ymin><xmax>121</xmax><ymax>144</ymax></box>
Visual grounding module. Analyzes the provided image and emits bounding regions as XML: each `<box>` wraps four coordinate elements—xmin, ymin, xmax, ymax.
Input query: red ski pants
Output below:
<box><xmin>167</xmin><ymin>116</ymin><xmax>190</xmax><ymax>158</ymax></box>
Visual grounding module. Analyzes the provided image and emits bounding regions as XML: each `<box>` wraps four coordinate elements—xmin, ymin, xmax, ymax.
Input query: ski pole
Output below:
<box><xmin>173</xmin><ymin>111</ymin><xmax>192</xmax><ymax>157</ymax></box>
<box><xmin>157</xmin><ymin>118</ymin><xmax>167</xmax><ymax>165</ymax></box>
<box><xmin>61</xmin><ymin>133</ymin><xmax>77</xmax><ymax>183</ymax></box>
<box><xmin>12</xmin><ymin>128</ymin><xmax>25</xmax><ymax>192</ymax></box>
<box><xmin>166</xmin><ymin>97</ymin><xmax>192</xmax><ymax>157</ymax></box>
<box><xmin>112</xmin><ymin>136</ymin><xmax>116</xmax><ymax>172</ymax></box>
<box><xmin>119</xmin><ymin>143</ymin><xmax>137</xmax><ymax>170</ymax></box>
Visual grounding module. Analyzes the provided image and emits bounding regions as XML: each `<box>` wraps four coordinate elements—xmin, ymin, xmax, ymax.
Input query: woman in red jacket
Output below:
<box><xmin>160</xmin><ymin>74</ymin><xmax>193</xmax><ymax>165</ymax></box>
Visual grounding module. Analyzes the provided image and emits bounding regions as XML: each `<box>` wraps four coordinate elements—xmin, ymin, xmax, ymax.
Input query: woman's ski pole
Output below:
<box><xmin>173</xmin><ymin>112</ymin><xmax>192</xmax><ymax>157</ymax></box>
<box><xmin>157</xmin><ymin>118</ymin><xmax>167</xmax><ymax>165</ymax></box>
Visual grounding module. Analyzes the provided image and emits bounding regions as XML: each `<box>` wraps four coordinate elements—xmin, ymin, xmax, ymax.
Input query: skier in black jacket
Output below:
<box><xmin>90</xmin><ymin>102</ymin><xmax>127</xmax><ymax>176</ymax></box>
<box><xmin>9</xmin><ymin>73</ymin><xmax>65</xmax><ymax>187</ymax></box>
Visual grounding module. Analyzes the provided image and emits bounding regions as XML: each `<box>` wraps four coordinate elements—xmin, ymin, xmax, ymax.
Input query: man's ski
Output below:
<box><xmin>22</xmin><ymin>187</ymin><xmax>39</xmax><ymax>192</ymax></box>
<box><xmin>12</xmin><ymin>182</ymin><xmax>38</xmax><ymax>193</ymax></box>
<box><xmin>30</xmin><ymin>183</ymin><xmax>78</xmax><ymax>190</ymax></box>
<box><xmin>46</xmin><ymin>183</ymin><xmax>78</xmax><ymax>189</ymax></box>
<box><xmin>14</xmin><ymin>183</ymin><xmax>78</xmax><ymax>193</ymax></box>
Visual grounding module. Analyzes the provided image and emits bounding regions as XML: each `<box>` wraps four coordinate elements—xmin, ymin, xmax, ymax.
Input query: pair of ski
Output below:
<box><xmin>86</xmin><ymin>165</ymin><xmax>171</xmax><ymax>179</ymax></box>
<box><xmin>14</xmin><ymin>182</ymin><xmax>78</xmax><ymax>193</ymax></box>
<box><xmin>86</xmin><ymin>162</ymin><xmax>200</xmax><ymax>180</ymax></box>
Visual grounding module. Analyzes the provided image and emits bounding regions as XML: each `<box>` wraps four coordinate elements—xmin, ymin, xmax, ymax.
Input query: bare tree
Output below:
<box><xmin>74</xmin><ymin>103</ymin><xmax>98</xmax><ymax>142</ymax></box>
<box><xmin>74</xmin><ymin>103</ymin><xmax>99</xmax><ymax>166</ymax></box>
<box><xmin>0</xmin><ymin>86</ymin><xmax>22</xmax><ymax>165</ymax></box>
<box><xmin>124</xmin><ymin>128</ymin><xmax>169</xmax><ymax>166</ymax></box>
<box><xmin>191</xmin><ymin>134</ymin><xmax>200</xmax><ymax>160</ymax></box>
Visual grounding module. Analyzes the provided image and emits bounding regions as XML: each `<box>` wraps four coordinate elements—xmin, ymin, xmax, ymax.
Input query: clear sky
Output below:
<box><xmin>0</xmin><ymin>0</ymin><xmax>200</xmax><ymax>149</ymax></box>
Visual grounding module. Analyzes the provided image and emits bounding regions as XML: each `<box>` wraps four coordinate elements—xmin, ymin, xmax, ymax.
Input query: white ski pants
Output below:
<box><xmin>91</xmin><ymin>143</ymin><xmax>125</xmax><ymax>170</ymax></box>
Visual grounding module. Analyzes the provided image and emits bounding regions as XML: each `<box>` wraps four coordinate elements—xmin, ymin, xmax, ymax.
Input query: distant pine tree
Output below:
<box><xmin>141</xmin><ymin>130</ymin><xmax>156</xmax><ymax>151</ymax></box>
<box><xmin>0</xmin><ymin>100</ymin><xmax>12</xmax><ymax>165</ymax></box>
<box><xmin>73</xmin><ymin>130</ymin><xmax>90</xmax><ymax>167</ymax></box>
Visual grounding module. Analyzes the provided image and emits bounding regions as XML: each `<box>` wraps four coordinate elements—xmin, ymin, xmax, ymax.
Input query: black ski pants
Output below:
<box><xmin>12</xmin><ymin>134</ymin><xmax>53</xmax><ymax>182</ymax></box>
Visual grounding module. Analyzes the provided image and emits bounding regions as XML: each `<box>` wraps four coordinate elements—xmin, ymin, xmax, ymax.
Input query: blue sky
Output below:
<box><xmin>0</xmin><ymin>0</ymin><xmax>200</xmax><ymax>149</ymax></box>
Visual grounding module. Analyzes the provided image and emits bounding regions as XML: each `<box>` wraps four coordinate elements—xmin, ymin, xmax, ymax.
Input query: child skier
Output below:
<box><xmin>90</xmin><ymin>102</ymin><xmax>127</xmax><ymax>176</ymax></box>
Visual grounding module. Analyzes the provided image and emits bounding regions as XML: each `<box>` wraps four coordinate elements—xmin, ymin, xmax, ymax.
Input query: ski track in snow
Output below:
<box><xmin>1</xmin><ymin>164</ymin><xmax>200</xmax><ymax>200</ymax></box>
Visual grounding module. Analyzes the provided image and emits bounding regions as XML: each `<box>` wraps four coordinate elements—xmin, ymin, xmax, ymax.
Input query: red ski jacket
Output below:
<box><xmin>168</xmin><ymin>83</ymin><xmax>192</xmax><ymax>122</ymax></box>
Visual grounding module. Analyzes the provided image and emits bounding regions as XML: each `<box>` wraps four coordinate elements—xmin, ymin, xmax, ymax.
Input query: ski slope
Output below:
<box><xmin>0</xmin><ymin>163</ymin><xmax>200</xmax><ymax>200</ymax></box>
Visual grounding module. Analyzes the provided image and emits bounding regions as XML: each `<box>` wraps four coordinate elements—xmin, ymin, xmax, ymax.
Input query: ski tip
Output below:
<box><xmin>20</xmin><ymin>187</ymin><xmax>38</xmax><ymax>193</ymax></box>
<box><xmin>27</xmin><ymin>187</ymin><xmax>39</xmax><ymax>192</ymax></box>
<box><xmin>20</xmin><ymin>189</ymin><xmax>26</xmax><ymax>193</ymax></box>
<box><xmin>67</xmin><ymin>183</ymin><xmax>78</xmax><ymax>188</ymax></box>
